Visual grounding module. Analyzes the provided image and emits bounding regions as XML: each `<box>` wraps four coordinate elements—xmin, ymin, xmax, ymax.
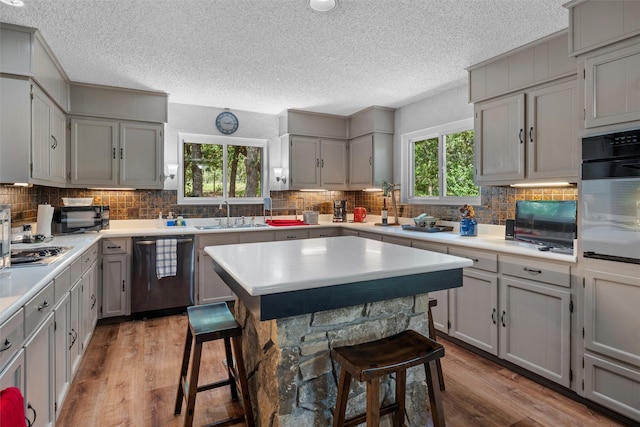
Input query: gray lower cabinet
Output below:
<box><xmin>80</xmin><ymin>247</ymin><xmax>99</xmax><ymax>353</ymax></box>
<box><xmin>100</xmin><ymin>238</ymin><xmax>131</xmax><ymax>318</ymax></box>
<box><xmin>582</xmin><ymin>264</ymin><xmax>640</xmax><ymax>422</ymax></box>
<box><xmin>411</xmin><ymin>240</ymin><xmax>449</xmax><ymax>333</ymax></box>
<box><xmin>24</xmin><ymin>312</ymin><xmax>55</xmax><ymax>427</ymax></box>
<box><xmin>448</xmin><ymin>247</ymin><xmax>499</xmax><ymax>355</ymax></box>
<box><xmin>0</xmin><ymin>349</ymin><xmax>25</xmax><ymax>397</ymax></box>
<box><xmin>53</xmin><ymin>292</ymin><xmax>71</xmax><ymax>419</ymax></box>
<box><xmin>196</xmin><ymin>234</ymin><xmax>239</xmax><ymax>305</ymax></box>
<box><xmin>308</xmin><ymin>228</ymin><xmax>338</xmax><ymax>239</ymax></box>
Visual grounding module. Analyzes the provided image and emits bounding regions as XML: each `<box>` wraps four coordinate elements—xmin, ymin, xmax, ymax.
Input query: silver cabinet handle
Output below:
<box><xmin>0</xmin><ymin>339</ymin><xmax>11</xmax><ymax>352</ymax></box>
<box><xmin>37</xmin><ymin>300</ymin><xmax>49</xmax><ymax>311</ymax></box>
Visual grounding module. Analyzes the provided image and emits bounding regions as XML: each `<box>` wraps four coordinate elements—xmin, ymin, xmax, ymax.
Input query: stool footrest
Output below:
<box><xmin>343</xmin><ymin>403</ymin><xmax>399</xmax><ymax>427</ymax></box>
<box><xmin>197</xmin><ymin>378</ymin><xmax>232</xmax><ymax>394</ymax></box>
<box><xmin>202</xmin><ymin>415</ymin><xmax>246</xmax><ymax>427</ymax></box>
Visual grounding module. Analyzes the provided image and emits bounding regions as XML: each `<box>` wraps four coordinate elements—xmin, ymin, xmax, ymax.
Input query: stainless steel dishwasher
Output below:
<box><xmin>132</xmin><ymin>235</ymin><xmax>195</xmax><ymax>317</ymax></box>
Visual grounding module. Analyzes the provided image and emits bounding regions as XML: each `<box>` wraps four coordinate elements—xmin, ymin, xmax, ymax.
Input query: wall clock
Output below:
<box><xmin>215</xmin><ymin>111</ymin><xmax>239</xmax><ymax>135</ymax></box>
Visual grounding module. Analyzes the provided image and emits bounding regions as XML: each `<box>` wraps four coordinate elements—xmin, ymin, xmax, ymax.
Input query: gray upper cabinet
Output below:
<box><xmin>31</xmin><ymin>84</ymin><xmax>67</xmax><ymax>185</ymax></box>
<box><xmin>70</xmin><ymin>118</ymin><xmax>164</xmax><ymax>189</ymax></box>
<box><xmin>566</xmin><ymin>0</ymin><xmax>640</xmax><ymax>56</ymax></box>
<box><xmin>583</xmin><ymin>42</ymin><xmax>640</xmax><ymax>128</ymax></box>
<box><xmin>348</xmin><ymin>133</ymin><xmax>393</xmax><ymax>189</ymax></box>
<box><xmin>475</xmin><ymin>79</ymin><xmax>578</xmax><ymax>185</ymax></box>
<box><xmin>289</xmin><ymin>136</ymin><xmax>347</xmax><ymax>190</ymax></box>
<box><xmin>468</xmin><ymin>31</ymin><xmax>576</xmax><ymax>103</ymax></box>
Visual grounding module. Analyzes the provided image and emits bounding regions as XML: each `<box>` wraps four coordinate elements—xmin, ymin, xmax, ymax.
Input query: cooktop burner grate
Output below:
<box><xmin>10</xmin><ymin>246</ymin><xmax>72</xmax><ymax>265</ymax></box>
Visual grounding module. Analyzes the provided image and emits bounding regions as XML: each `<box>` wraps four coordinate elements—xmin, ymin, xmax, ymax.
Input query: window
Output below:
<box><xmin>178</xmin><ymin>133</ymin><xmax>267</xmax><ymax>204</ymax></box>
<box><xmin>402</xmin><ymin>118</ymin><xmax>479</xmax><ymax>205</ymax></box>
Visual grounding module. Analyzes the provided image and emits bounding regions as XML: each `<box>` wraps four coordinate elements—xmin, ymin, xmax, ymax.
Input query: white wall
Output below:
<box><xmin>164</xmin><ymin>103</ymin><xmax>279</xmax><ymax>190</ymax></box>
<box><xmin>392</xmin><ymin>84</ymin><xmax>473</xmax><ymax>184</ymax></box>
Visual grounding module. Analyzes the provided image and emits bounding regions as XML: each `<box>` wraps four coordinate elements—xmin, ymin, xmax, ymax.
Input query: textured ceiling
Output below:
<box><xmin>1</xmin><ymin>0</ymin><xmax>569</xmax><ymax>116</ymax></box>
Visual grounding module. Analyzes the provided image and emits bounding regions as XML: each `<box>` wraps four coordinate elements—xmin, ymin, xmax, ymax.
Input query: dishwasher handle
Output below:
<box><xmin>135</xmin><ymin>238</ymin><xmax>193</xmax><ymax>245</ymax></box>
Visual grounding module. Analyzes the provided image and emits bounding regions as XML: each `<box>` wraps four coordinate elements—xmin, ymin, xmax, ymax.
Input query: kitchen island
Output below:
<box><xmin>205</xmin><ymin>235</ymin><xmax>472</xmax><ymax>426</ymax></box>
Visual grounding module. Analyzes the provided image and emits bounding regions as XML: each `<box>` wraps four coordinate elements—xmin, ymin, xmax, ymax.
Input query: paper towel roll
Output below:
<box><xmin>37</xmin><ymin>204</ymin><xmax>54</xmax><ymax>237</ymax></box>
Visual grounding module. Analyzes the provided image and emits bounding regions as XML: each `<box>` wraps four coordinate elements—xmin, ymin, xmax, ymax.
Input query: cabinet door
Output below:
<box><xmin>119</xmin><ymin>122</ymin><xmax>163</xmax><ymax>189</ymax></box>
<box><xmin>70</xmin><ymin>118</ymin><xmax>118</xmax><ymax>186</ymax></box>
<box><xmin>49</xmin><ymin>104</ymin><xmax>67</xmax><ymax>184</ymax></box>
<box><xmin>31</xmin><ymin>84</ymin><xmax>52</xmax><ymax>182</ymax></box>
<box><xmin>80</xmin><ymin>261</ymin><xmax>98</xmax><ymax>353</ymax></box>
<box><xmin>69</xmin><ymin>281</ymin><xmax>82</xmax><ymax>376</ymax></box>
<box><xmin>499</xmin><ymin>277</ymin><xmax>571</xmax><ymax>387</ymax></box>
<box><xmin>474</xmin><ymin>94</ymin><xmax>525</xmax><ymax>184</ymax></box>
<box><xmin>102</xmin><ymin>254</ymin><xmax>128</xmax><ymax>318</ymax></box>
<box><xmin>198</xmin><ymin>249</ymin><xmax>234</xmax><ymax>305</ymax></box>
<box><xmin>320</xmin><ymin>139</ymin><xmax>347</xmax><ymax>188</ymax></box>
<box><xmin>24</xmin><ymin>312</ymin><xmax>55</xmax><ymax>427</ymax></box>
<box><xmin>349</xmin><ymin>134</ymin><xmax>373</xmax><ymax>188</ymax></box>
<box><xmin>584</xmin><ymin>268</ymin><xmax>640</xmax><ymax>368</ymax></box>
<box><xmin>450</xmin><ymin>269</ymin><xmax>499</xmax><ymax>355</ymax></box>
<box><xmin>526</xmin><ymin>79</ymin><xmax>578</xmax><ymax>180</ymax></box>
<box><xmin>290</xmin><ymin>136</ymin><xmax>320</xmax><ymax>188</ymax></box>
<box><xmin>0</xmin><ymin>349</ymin><xmax>25</xmax><ymax>396</ymax></box>
<box><xmin>584</xmin><ymin>43</ymin><xmax>640</xmax><ymax>128</ymax></box>
<box><xmin>54</xmin><ymin>292</ymin><xmax>71</xmax><ymax>418</ymax></box>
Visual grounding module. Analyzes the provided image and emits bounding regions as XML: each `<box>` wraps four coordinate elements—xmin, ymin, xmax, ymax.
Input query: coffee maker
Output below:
<box><xmin>333</xmin><ymin>200</ymin><xmax>347</xmax><ymax>222</ymax></box>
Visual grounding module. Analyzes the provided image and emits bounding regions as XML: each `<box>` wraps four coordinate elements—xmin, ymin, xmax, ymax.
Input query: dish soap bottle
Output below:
<box><xmin>381</xmin><ymin>198</ymin><xmax>388</xmax><ymax>225</ymax></box>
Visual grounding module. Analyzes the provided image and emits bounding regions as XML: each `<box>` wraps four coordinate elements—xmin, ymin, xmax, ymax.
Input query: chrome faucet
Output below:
<box><xmin>219</xmin><ymin>200</ymin><xmax>230</xmax><ymax>225</ymax></box>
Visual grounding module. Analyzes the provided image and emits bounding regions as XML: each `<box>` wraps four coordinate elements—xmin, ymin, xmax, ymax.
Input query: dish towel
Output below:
<box><xmin>0</xmin><ymin>387</ymin><xmax>27</xmax><ymax>427</ymax></box>
<box><xmin>156</xmin><ymin>239</ymin><xmax>177</xmax><ymax>279</ymax></box>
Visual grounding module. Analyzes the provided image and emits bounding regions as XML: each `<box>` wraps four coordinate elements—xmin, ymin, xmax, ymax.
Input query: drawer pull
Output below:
<box><xmin>286</xmin><ymin>235</ymin><xmax>296</xmax><ymax>239</ymax></box>
<box><xmin>523</xmin><ymin>267</ymin><xmax>542</xmax><ymax>275</ymax></box>
<box><xmin>122</xmin><ymin>280</ymin><xmax>125</xmax><ymax>292</ymax></box>
<box><xmin>37</xmin><ymin>301</ymin><xmax>49</xmax><ymax>311</ymax></box>
<box><xmin>107</xmin><ymin>245</ymin><xmax>122</xmax><ymax>250</ymax></box>
<box><xmin>491</xmin><ymin>308</ymin><xmax>497</xmax><ymax>325</ymax></box>
<box><xmin>0</xmin><ymin>339</ymin><xmax>11</xmax><ymax>352</ymax></box>
<box><xmin>501</xmin><ymin>310</ymin><xmax>506</xmax><ymax>327</ymax></box>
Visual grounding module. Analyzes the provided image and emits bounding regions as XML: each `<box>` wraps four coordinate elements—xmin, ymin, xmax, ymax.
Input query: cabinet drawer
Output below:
<box><xmin>238</xmin><ymin>231</ymin><xmax>274</xmax><ymax>243</ymax></box>
<box><xmin>308</xmin><ymin>228</ymin><xmax>338</xmax><ymax>239</ymax></box>
<box><xmin>197</xmin><ymin>233</ymin><xmax>238</xmax><ymax>249</ymax></box>
<box><xmin>81</xmin><ymin>244</ymin><xmax>99</xmax><ymax>274</ymax></box>
<box><xmin>54</xmin><ymin>266</ymin><xmax>71</xmax><ymax>306</ymax></box>
<box><xmin>411</xmin><ymin>240</ymin><xmax>447</xmax><ymax>254</ymax></box>
<box><xmin>275</xmin><ymin>229</ymin><xmax>309</xmax><ymax>241</ymax></box>
<box><xmin>500</xmin><ymin>254</ymin><xmax>570</xmax><ymax>287</ymax></box>
<box><xmin>0</xmin><ymin>308</ymin><xmax>24</xmax><ymax>369</ymax></box>
<box><xmin>382</xmin><ymin>236</ymin><xmax>411</xmax><ymax>247</ymax></box>
<box><xmin>102</xmin><ymin>238</ymin><xmax>128</xmax><ymax>255</ymax></box>
<box><xmin>449</xmin><ymin>247</ymin><xmax>497</xmax><ymax>273</ymax></box>
<box><xmin>24</xmin><ymin>281</ymin><xmax>54</xmax><ymax>338</ymax></box>
<box><xmin>357</xmin><ymin>231</ymin><xmax>382</xmax><ymax>241</ymax></box>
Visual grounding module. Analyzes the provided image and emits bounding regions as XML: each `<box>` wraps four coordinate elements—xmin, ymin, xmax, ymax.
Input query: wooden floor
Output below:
<box><xmin>57</xmin><ymin>314</ymin><xmax>628</xmax><ymax>427</ymax></box>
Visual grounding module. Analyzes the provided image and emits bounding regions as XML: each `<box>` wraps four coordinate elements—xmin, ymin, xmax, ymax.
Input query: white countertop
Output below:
<box><xmin>0</xmin><ymin>233</ymin><xmax>101</xmax><ymax>324</ymax></box>
<box><xmin>204</xmin><ymin>235</ymin><xmax>474</xmax><ymax>296</ymax></box>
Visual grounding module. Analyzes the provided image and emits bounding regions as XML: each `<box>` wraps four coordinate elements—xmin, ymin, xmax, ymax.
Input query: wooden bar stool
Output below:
<box><xmin>428</xmin><ymin>298</ymin><xmax>445</xmax><ymax>391</ymax></box>
<box><xmin>174</xmin><ymin>302</ymin><xmax>255</xmax><ymax>427</ymax></box>
<box><xmin>331</xmin><ymin>330</ymin><xmax>446</xmax><ymax>427</ymax></box>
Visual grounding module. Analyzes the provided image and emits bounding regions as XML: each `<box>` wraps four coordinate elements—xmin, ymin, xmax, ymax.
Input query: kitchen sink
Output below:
<box><xmin>194</xmin><ymin>223</ymin><xmax>270</xmax><ymax>230</ymax></box>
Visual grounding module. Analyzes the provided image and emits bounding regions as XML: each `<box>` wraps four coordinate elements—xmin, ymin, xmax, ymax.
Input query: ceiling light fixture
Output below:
<box><xmin>309</xmin><ymin>0</ymin><xmax>336</xmax><ymax>12</ymax></box>
<box><xmin>0</xmin><ymin>0</ymin><xmax>25</xmax><ymax>7</ymax></box>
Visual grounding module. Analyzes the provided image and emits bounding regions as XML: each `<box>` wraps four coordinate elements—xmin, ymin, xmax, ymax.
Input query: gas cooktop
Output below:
<box><xmin>10</xmin><ymin>246</ymin><xmax>72</xmax><ymax>266</ymax></box>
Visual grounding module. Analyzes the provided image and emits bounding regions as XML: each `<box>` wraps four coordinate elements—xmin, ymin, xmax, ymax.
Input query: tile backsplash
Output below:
<box><xmin>1</xmin><ymin>185</ymin><xmax>577</xmax><ymax>227</ymax></box>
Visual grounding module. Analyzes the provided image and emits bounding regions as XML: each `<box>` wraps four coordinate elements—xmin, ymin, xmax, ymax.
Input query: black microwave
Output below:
<box><xmin>53</xmin><ymin>205</ymin><xmax>110</xmax><ymax>234</ymax></box>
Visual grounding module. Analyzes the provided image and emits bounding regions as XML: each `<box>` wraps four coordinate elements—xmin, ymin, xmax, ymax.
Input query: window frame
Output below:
<box><xmin>401</xmin><ymin>118</ymin><xmax>480</xmax><ymax>206</ymax></box>
<box><xmin>177</xmin><ymin>133</ymin><xmax>268</xmax><ymax>205</ymax></box>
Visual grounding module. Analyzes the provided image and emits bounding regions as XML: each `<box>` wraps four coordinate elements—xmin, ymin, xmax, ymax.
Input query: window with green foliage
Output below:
<box><xmin>403</xmin><ymin>119</ymin><xmax>480</xmax><ymax>205</ymax></box>
<box><xmin>178</xmin><ymin>134</ymin><xmax>267</xmax><ymax>204</ymax></box>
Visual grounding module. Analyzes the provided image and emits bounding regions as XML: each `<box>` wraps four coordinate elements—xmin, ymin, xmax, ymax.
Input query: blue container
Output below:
<box><xmin>460</xmin><ymin>218</ymin><xmax>477</xmax><ymax>236</ymax></box>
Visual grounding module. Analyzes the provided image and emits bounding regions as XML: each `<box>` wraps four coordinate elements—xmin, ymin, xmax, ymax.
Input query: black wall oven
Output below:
<box><xmin>581</xmin><ymin>128</ymin><xmax>640</xmax><ymax>264</ymax></box>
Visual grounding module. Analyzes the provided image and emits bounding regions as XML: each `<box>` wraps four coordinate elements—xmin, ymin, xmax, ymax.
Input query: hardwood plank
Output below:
<box><xmin>57</xmin><ymin>315</ymin><xmax>629</xmax><ymax>427</ymax></box>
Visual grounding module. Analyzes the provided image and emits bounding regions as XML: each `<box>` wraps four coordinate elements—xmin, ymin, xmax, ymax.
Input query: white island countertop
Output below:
<box><xmin>205</xmin><ymin>235</ymin><xmax>473</xmax><ymax>320</ymax></box>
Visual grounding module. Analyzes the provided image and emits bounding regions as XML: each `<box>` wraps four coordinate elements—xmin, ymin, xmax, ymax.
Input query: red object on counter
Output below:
<box><xmin>266</xmin><ymin>219</ymin><xmax>308</xmax><ymax>226</ymax></box>
<box><xmin>0</xmin><ymin>387</ymin><xmax>27</xmax><ymax>427</ymax></box>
